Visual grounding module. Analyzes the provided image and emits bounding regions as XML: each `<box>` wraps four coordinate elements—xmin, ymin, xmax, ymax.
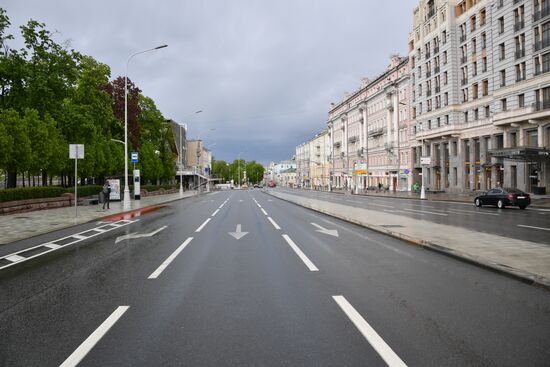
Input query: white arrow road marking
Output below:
<box><xmin>60</xmin><ymin>306</ymin><xmax>130</xmax><ymax>367</ymax></box>
<box><xmin>229</xmin><ymin>224</ymin><xmax>249</xmax><ymax>240</ymax></box>
<box><xmin>115</xmin><ymin>226</ymin><xmax>167</xmax><ymax>244</ymax></box>
<box><xmin>268</xmin><ymin>199</ymin><xmax>273</xmax><ymax>202</ymax></box>
<box><xmin>311</xmin><ymin>223</ymin><xmax>339</xmax><ymax>237</ymax></box>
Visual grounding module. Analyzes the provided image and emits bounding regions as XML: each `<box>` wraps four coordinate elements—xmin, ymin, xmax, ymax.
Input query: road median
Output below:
<box><xmin>267</xmin><ymin>190</ymin><xmax>550</xmax><ymax>291</ymax></box>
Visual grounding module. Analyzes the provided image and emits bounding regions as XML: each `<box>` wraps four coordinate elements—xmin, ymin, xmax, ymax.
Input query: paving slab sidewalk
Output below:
<box><xmin>268</xmin><ymin>190</ymin><xmax>550</xmax><ymax>290</ymax></box>
<box><xmin>0</xmin><ymin>191</ymin><xmax>200</xmax><ymax>245</ymax></box>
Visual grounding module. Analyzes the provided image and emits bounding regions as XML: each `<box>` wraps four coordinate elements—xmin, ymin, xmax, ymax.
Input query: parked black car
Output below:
<box><xmin>474</xmin><ymin>188</ymin><xmax>531</xmax><ymax>209</ymax></box>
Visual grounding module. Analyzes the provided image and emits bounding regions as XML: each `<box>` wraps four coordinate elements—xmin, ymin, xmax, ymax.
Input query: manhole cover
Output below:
<box><xmin>380</xmin><ymin>224</ymin><xmax>404</xmax><ymax>228</ymax></box>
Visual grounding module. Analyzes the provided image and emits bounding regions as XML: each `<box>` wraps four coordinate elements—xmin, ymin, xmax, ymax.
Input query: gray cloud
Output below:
<box><xmin>3</xmin><ymin>0</ymin><xmax>419</xmax><ymax>163</ymax></box>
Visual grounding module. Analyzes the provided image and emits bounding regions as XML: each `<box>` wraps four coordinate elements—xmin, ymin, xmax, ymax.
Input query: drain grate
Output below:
<box><xmin>380</xmin><ymin>224</ymin><xmax>404</xmax><ymax>228</ymax></box>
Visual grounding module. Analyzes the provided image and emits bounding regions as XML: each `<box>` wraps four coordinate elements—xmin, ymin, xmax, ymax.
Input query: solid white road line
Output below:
<box><xmin>211</xmin><ymin>209</ymin><xmax>220</xmax><ymax>217</ymax></box>
<box><xmin>60</xmin><ymin>306</ymin><xmax>130</xmax><ymax>367</ymax></box>
<box><xmin>517</xmin><ymin>224</ymin><xmax>550</xmax><ymax>231</ymax></box>
<box><xmin>195</xmin><ymin>218</ymin><xmax>211</xmax><ymax>232</ymax></box>
<box><xmin>333</xmin><ymin>296</ymin><xmax>407</xmax><ymax>367</ymax></box>
<box><xmin>368</xmin><ymin>203</ymin><xmax>395</xmax><ymax>208</ymax></box>
<box><xmin>282</xmin><ymin>234</ymin><xmax>319</xmax><ymax>271</ymax></box>
<box><xmin>267</xmin><ymin>217</ymin><xmax>281</xmax><ymax>230</ymax></box>
<box><xmin>261</xmin><ymin>208</ymin><xmax>268</xmax><ymax>216</ymax></box>
<box><xmin>148</xmin><ymin>237</ymin><xmax>194</xmax><ymax>279</ymax></box>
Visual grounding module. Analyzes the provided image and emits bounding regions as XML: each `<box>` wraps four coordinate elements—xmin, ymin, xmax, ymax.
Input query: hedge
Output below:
<box><xmin>0</xmin><ymin>184</ymin><xmax>179</xmax><ymax>203</ymax></box>
<box><xmin>0</xmin><ymin>187</ymin><xmax>67</xmax><ymax>203</ymax></box>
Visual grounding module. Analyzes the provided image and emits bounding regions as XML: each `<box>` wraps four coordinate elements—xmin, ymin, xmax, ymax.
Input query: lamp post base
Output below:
<box><xmin>420</xmin><ymin>185</ymin><xmax>426</xmax><ymax>200</ymax></box>
<box><xmin>123</xmin><ymin>187</ymin><xmax>132</xmax><ymax>209</ymax></box>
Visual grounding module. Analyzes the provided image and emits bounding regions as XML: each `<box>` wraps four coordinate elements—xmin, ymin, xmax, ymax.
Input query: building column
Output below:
<box><xmin>469</xmin><ymin>138</ymin><xmax>476</xmax><ymax>191</ymax></box>
<box><xmin>490</xmin><ymin>135</ymin><xmax>499</xmax><ymax>188</ymax></box>
<box><xmin>440</xmin><ymin>143</ymin><xmax>446</xmax><ymax>189</ymax></box>
<box><xmin>480</xmin><ymin>137</ymin><xmax>488</xmax><ymax>190</ymax></box>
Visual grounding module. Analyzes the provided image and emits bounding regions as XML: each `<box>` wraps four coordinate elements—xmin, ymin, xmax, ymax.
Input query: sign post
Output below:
<box><xmin>69</xmin><ymin>144</ymin><xmax>85</xmax><ymax>217</ymax></box>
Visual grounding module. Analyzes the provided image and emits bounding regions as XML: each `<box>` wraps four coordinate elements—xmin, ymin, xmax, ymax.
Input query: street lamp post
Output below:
<box><xmin>237</xmin><ymin>151</ymin><xmax>244</xmax><ymax>188</ymax></box>
<box><xmin>195</xmin><ymin>128</ymin><xmax>215</xmax><ymax>195</ymax></box>
<box><xmin>123</xmin><ymin>44</ymin><xmax>167</xmax><ymax>209</ymax></box>
<box><xmin>420</xmin><ymin>122</ymin><xmax>427</xmax><ymax>199</ymax></box>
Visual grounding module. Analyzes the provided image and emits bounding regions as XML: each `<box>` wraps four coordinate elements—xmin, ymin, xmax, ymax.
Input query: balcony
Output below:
<box><xmin>369</xmin><ymin>127</ymin><xmax>385</xmax><ymax>137</ymax></box>
<box><xmin>536</xmin><ymin>99</ymin><xmax>550</xmax><ymax>111</ymax></box>
<box><xmin>514</xmin><ymin>20</ymin><xmax>525</xmax><ymax>32</ymax></box>
<box><xmin>534</xmin><ymin>5</ymin><xmax>550</xmax><ymax>23</ymax></box>
<box><xmin>348</xmin><ymin>136</ymin><xmax>358</xmax><ymax>144</ymax></box>
<box><xmin>515</xmin><ymin>49</ymin><xmax>525</xmax><ymax>59</ymax></box>
<box><xmin>493</xmin><ymin>104</ymin><xmax>535</xmax><ymax>125</ymax></box>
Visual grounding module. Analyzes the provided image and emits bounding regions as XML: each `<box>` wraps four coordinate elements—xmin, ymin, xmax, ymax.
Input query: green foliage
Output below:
<box><xmin>0</xmin><ymin>186</ymin><xmax>66</xmax><ymax>202</ymax></box>
<box><xmin>66</xmin><ymin>185</ymin><xmax>103</xmax><ymax>197</ymax></box>
<box><xmin>245</xmin><ymin>161</ymin><xmax>265</xmax><ymax>184</ymax></box>
<box><xmin>0</xmin><ymin>9</ymin><xmax>184</xmax><ymax>192</ymax></box>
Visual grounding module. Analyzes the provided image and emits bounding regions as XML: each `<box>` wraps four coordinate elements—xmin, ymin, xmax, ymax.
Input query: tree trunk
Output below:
<box><xmin>42</xmin><ymin>171</ymin><xmax>47</xmax><ymax>186</ymax></box>
<box><xmin>7</xmin><ymin>171</ymin><xmax>17</xmax><ymax>188</ymax></box>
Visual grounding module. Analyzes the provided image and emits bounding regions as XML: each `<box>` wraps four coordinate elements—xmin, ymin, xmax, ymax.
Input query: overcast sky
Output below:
<box><xmin>3</xmin><ymin>0</ymin><xmax>418</xmax><ymax>164</ymax></box>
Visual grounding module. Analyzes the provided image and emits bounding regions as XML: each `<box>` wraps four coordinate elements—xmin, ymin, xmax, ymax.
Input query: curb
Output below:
<box><xmin>285</xmin><ymin>188</ymin><xmax>550</xmax><ymax>209</ymax></box>
<box><xmin>0</xmin><ymin>193</ymin><xmax>197</xmax><ymax>247</ymax></box>
<box><xmin>267</xmin><ymin>190</ymin><xmax>550</xmax><ymax>292</ymax></box>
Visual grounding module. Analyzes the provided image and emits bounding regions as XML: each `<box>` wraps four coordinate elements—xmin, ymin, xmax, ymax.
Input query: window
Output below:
<box><xmin>473</xmin><ymin>83</ymin><xmax>479</xmax><ymax>99</ymax></box>
<box><xmin>443</xmin><ymin>51</ymin><xmax>448</xmax><ymax>64</ymax></box>
<box><xmin>500</xmin><ymin>70</ymin><xmax>506</xmax><ymax>87</ymax></box>
<box><xmin>443</xmin><ymin>71</ymin><xmax>448</xmax><ymax>85</ymax></box>
<box><xmin>474</xmin><ymin>108</ymin><xmax>479</xmax><ymax>120</ymax></box>
<box><xmin>516</xmin><ymin>62</ymin><xmax>526</xmax><ymax>81</ymax></box>
<box><xmin>482</xmin><ymin>57</ymin><xmax>488</xmax><ymax>72</ymax></box>
<box><xmin>499</xmin><ymin>43</ymin><xmax>505</xmax><ymax>61</ymax></box>
<box><xmin>501</xmin><ymin>98</ymin><xmax>507</xmax><ymax>111</ymax></box>
<box><xmin>442</xmin><ymin>30</ymin><xmax>447</xmax><ymax>44</ymax></box>
<box><xmin>445</xmin><ymin>115</ymin><xmax>449</xmax><ymax>125</ymax></box>
<box><xmin>462</xmin><ymin>88</ymin><xmax>469</xmax><ymax>102</ymax></box>
<box><xmin>485</xmin><ymin>105</ymin><xmax>490</xmax><ymax>118</ymax></box>
<box><xmin>527</xmin><ymin>129</ymin><xmax>538</xmax><ymax>147</ymax></box>
<box><xmin>470</xmin><ymin>15</ymin><xmax>477</xmax><ymax>32</ymax></box>
<box><xmin>480</xmin><ymin>8</ymin><xmax>486</xmax><ymax>26</ymax></box>
<box><xmin>482</xmin><ymin>79</ymin><xmax>488</xmax><ymax>96</ymax></box>
<box><xmin>518</xmin><ymin>93</ymin><xmax>525</xmax><ymax>108</ymax></box>
<box><xmin>472</xmin><ymin>38</ymin><xmax>477</xmax><ymax>55</ymax></box>
<box><xmin>464</xmin><ymin>111</ymin><xmax>469</xmax><ymax>122</ymax></box>
<box><xmin>444</xmin><ymin>92</ymin><xmax>449</xmax><ymax>106</ymax></box>
<box><xmin>481</xmin><ymin>33</ymin><xmax>487</xmax><ymax>49</ymax></box>
<box><xmin>472</xmin><ymin>61</ymin><xmax>478</xmax><ymax>76</ymax></box>
<box><xmin>498</xmin><ymin>17</ymin><xmax>504</xmax><ymax>34</ymax></box>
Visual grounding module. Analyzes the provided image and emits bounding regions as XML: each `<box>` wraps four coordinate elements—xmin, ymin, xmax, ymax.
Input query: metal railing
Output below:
<box><xmin>534</xmin><ymin>5</ymin><xmax>550</xmax><ymax>22</ymax></box>
<box><xmin>535</xmin><ymin>99</ymin><xmax>550</xmax><ymax>111</ymax></box>
<box><xmin>515</xmin><ymin>49</ymin><xmax>525</xmax><ymax>59</ymax></box>
<box><xmin>514</xmin><ymin>20</ymin><xmax>525</xmax><ymax>32</ymax></box>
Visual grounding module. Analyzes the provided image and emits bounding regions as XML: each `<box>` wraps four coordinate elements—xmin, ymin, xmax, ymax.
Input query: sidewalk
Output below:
<box><xmin>296</xmin><ymin>187</ymin><xmax>550</xmax><ymax>208</ymax></box>
<box><xmin>268</xmin><ymin>190</ymin><xmax>550</xmax><ymax>290</ymax></box>
<box><xmin>0</xmin><ymin>191</ymin><xmax>199</xmax><ymax>245</ymax></box>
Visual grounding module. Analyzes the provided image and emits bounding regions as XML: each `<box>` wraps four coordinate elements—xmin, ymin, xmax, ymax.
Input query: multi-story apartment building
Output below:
<box><xmin>309</xmin><ymin>128</ymin><xmax>331</xmax><ymax>190</ymax></box>
<box><xmin>295</xmin><ymin>141</ymin><xmax>310</xmax><ymax>188</ymax></box>
<box><xmin>185</xmin><ymin>140</ymin><xmax>212</xmax><ymax>189</ymax></box>
<box><xmin>295</xmin><ymin>129</ymin><xmax>331</xmax><ymax>189</ymax></box>
<box><xmin>409</xmin><ymin>0</ymin><xmax>550</xmax><ymax>194</ymax></box>
<box><xmin>328</xmin><ymin>55</ymin><xmax>413</xmax><ymax>192</ymax></box>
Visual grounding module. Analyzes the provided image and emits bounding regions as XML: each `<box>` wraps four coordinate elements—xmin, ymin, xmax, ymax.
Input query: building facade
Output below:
<box><xmin>409</xmin><ymin>0</ymin><xmax>550</xmax><ymax>193</ymax></box>
<box><xmin>328</xmin><ymin>55</ymin><xmax>413</xmax><ymax>192</ymax></box>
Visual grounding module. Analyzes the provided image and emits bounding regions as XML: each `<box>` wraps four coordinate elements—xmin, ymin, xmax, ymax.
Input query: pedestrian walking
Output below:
<box><xmin>102</xmin><ymin>182</ymin><xmax>111</xmax><ymax>209</ymax></box>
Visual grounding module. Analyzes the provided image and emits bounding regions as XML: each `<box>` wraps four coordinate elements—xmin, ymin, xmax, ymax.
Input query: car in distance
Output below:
<box><xmin>474</xmin><ymin>187</ymin><xmax>530</xmax><ymax>209</ymax></box>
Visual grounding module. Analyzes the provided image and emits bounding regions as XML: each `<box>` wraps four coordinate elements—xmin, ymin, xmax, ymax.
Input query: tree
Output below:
<box><xmin>211</xmin><ymin>159</ymin><xmax>229</xmax><ymax>182</ymax></box>
<box><xmin>139</xmin><ymin>141</ymin><xmax>162</xmax><ymax>184</ymax></box>
<box><xmin>245</xmin><ymin>161</ymin><xmax>265</xmax><ymax>184</ymax></box>
<box><xmin>104</xmin><ymin>76</ymin><xmax>141</xmax><ymax>149</ymax></box>
<box><xmin>0</xmin><ymin>109</ymin><xmax>31</xmax><ymax>187</ymax></box>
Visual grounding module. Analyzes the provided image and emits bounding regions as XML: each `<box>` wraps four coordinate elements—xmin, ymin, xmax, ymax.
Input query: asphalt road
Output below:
<box><xmin>1</xmin><ymin>190</ymin><xmax>549</xmax><ymax>366</ymax></box>
<box><xmin>277</xmin><ymin>187</ymin><xmax>550</xmax><ymax>245</ymax></box>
